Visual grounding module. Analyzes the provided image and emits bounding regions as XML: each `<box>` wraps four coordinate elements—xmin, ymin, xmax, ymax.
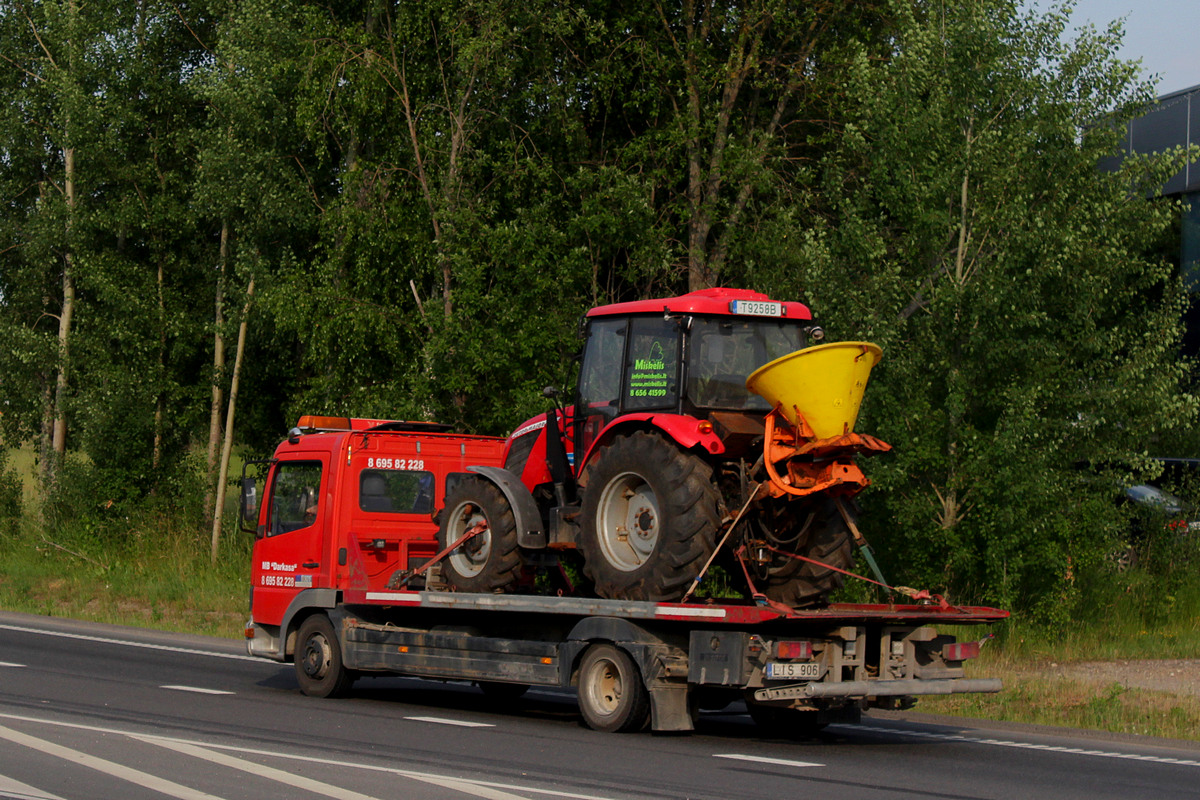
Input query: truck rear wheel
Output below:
<box><xmin>577</xmin><ymin>644</ymin><xmax>650</xmax><ymax>733</ymax></box>
<box><xmin>294</xmin><ymin>614</ymin><xmax>354</xmax><ymax>698</ymax></box>
<box><xmin>438</xmin><ymin>477</ymin><xmax>523</xmax><ymax>593</ymax></box>
<box><xmin>759</xmin><ymin>498</ymin><xmax>855</xmax><ymax>608</ymax></box>
<box><xmin>579</xmin><ymin>432</ymin><xmax>720</xmax><ymax>601</ymax></box>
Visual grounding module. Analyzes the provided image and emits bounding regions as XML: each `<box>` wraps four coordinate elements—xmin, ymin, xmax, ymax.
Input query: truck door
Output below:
<box><xmin>251</xmin><ymin>456</ymin><xmax>331</xmax><ymax>626</ymax></box>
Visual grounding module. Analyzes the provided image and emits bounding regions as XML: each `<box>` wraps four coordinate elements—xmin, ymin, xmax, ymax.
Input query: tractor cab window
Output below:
<box><xmin>687</xmin><ymin>318</ymin><xmax>806</xmax><ymax>410</ymax></box>
<box><xmin>623</xmin><ymin>317</ymin><xmax>681</xmax><ymax>411</ymax></box>
<box><xmin>576</xmin><ymin>317</ymin><xmax>627</xmax><ymax>456</ymax></box>
<box><xmin>268</xmin><ymin>461</ymin><xmax>323</xmax><ymax>536</ymax></box>
<box><xmin>578</xmin><ymin>317</ymin><xmax>626</xmax><ymax>411</ymax></box>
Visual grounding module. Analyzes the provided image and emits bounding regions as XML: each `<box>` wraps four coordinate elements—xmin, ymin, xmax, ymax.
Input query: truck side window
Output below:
<box><xmin>268</xmin><ymin>461</ymin><xmax>323</xmax><ymax>536</ymax></box>
<box><xmin>359</xmin><ymin>469</ymin><xmax>435</xmax><ymax>515</ymax></box>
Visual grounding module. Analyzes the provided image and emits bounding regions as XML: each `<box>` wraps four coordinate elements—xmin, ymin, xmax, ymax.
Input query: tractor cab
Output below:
<box><xmin>574</xmin><ymin>288</ymin><xmax>818</xmax><ymax>459</ymax></box>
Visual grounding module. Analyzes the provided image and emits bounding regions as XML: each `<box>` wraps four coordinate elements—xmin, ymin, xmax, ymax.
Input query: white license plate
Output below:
<box><xmin>729</xmin><ymin>299</ymin><xmax>783</xmax><ymax>317</ymax></box>
<box><xmin>765</xmin><ymin>661</ymin><xmax>821</xmax><ymax>680</ymax></box>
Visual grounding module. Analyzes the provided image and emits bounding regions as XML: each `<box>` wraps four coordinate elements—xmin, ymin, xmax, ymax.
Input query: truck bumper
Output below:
<box><xmin>755</xmin><ymin>677</ymin><xmax>1002</xmax><ymax>701</ymax></box>
<box><xmin>245</xmin><ymin>621</ymin><xmax>286</xmax><ymax>662</ymax></box>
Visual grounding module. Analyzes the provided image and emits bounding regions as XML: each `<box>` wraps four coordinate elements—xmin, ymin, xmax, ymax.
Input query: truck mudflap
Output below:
<box><xmin>755</xmin><ymin>677</ymin><xmax>1003</xmax><ymax>702</ymax></box>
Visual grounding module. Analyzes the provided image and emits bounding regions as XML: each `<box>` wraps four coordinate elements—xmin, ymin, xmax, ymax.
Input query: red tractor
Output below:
<box><xmin>436</xmin><ymin>287</ymin><xmax>890</xmax><ymax>607</ymax></box>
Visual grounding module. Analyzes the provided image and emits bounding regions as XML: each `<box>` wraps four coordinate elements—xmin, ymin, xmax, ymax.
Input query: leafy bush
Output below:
<box><xmin>0</xmin><ymin>452</ymin><xmax>21</xmax><ymax>537</ymax></box>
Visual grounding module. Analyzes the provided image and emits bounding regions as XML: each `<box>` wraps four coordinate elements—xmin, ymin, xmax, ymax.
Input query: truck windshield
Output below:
<box><xmin>686</xmin><ymin>318</ymin><xmax>806</xmax><ymax>410</ymax></box>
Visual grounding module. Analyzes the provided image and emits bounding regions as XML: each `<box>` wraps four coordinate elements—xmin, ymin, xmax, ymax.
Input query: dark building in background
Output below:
<box><xmin>1106</xmin><ymin>83</ymin><xmax>1200</xmax><ymax>355</ymax></box>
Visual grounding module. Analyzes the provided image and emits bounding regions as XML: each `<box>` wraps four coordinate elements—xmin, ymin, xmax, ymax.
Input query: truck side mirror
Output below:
<box><xmin>240</xmin><ymin>477</ymin><xmax>259</xmax><ymax>533</ymax></box>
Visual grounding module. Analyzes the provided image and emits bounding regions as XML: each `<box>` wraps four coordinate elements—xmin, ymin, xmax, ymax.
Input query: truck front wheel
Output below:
<box><xmin>438</xmin><ymin>477</ymin><xmax>523</xmax><ymax>593</ymax></box>
<box><xmin>294</xmin><ymin>614</ymin><xmax>354</xmax><ymax>698</ymax></box>
<box><xmin>577</xmin><ymin>644</ymin><xmax>650</xmax><ymax>733</ymax></box>
<box><xmin>579</xmin><ymin>432</ymin><xmax>719</xmax><ymax>601</ymax></box>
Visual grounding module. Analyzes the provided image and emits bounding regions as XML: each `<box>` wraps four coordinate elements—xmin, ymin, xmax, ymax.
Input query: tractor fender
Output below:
<box><xmin>579</xmin><ymin>413</ymin><xmax>725</xmax><ymax>473</ymax></box>
<box><xmin>467</xmin><ymin>465</ymin><xmax>547</xmax><ymax>549</ymax></box>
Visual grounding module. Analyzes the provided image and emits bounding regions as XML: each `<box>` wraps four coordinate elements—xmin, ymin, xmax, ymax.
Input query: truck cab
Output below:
<box><xmin>244</xmin><ymin>416</ymin><xmax>508</xmax><ymax>655</ymax></box>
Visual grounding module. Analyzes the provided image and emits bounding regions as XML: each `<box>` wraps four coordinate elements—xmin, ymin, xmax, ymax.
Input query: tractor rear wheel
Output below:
<box><xmin>437</xmin><ymin>477</ymin><xmax>523</xmax><ymax>593</ymax></box>
<box><xmin>579</xmin><ymin>432</ymin><xmax>720</xmax><ymax>601</ymax></box>
<box><xmin>758</xmin><ymin>498</ymin><xmax>855</xmax><ymax>608</ymax></box>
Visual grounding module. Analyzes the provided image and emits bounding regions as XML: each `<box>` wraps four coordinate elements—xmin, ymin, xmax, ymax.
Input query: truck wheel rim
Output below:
<box><xmin>447</xmin><ymin>502</ymin><xmax>491</xmax><ymax>577</ymax></box>
<box><xmin>302</xmin><ymin>633</ymin><xmax>332</xmax><ymax>680</ymax></box>
<box><xmin>585</xmin><ymin>657</ymin><xmax>623</xmax><ymax>716</ymax></box>
<box><xmin>596</xmin><ymin>471</ymin><xmax>659</xmax><ymax>571</ymax></box>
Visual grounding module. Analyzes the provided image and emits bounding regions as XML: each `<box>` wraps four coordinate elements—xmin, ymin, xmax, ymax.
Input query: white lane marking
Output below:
<box><xmin>138</xmin><ymin>733</ymin><xmax>610</xmax><ymax>800</ymax></box>
<box><xmin>161</xmin><ymin>685</ymin><xmax>236</xmax><ymax>696</ymax></box>
<box><xmin>0</xmin><ymin>710</ymin><xmax>617</xmax><ymax>800</ymax></box>
<box><xmin>0</xmin><ymin>724</ymin><xmax>226</xmax><ymax>800</ymax></box>
<box><xmin>0</xmin><ymin>771</ymin><xmax>65</xmax><ymax>800</ymax></box>
<box><xmin>405</xmin><ymin>716</ymin><xmax>495</xmax><ymax>728</ymax></box>
<box><xmin>141</xmin><ymin>736</ymin><xmax>535</xmax><ymax>800</ymax></box>
<box><xmin>0</xmin><ymin>623</ymin><xmax>259</xmax><ymax>663</ymax></box>
<box><xmin>0</xmin><ymin>662</ymin><xmax>26</xmax><ymax>668</ymax></box>
<box><xmin>853</xmin><ymin>725</ymin><xmax>1200</xmax><ymax>767</ymax></box>
<box><xmin>713</xmin><ymin>753</ymin><xmax>824</xmax><ymax>768</ymax></box>
<box><xmin>135</xmin><ymin>737</ymin><xmax>390</xmax><ymax>800</ymax></box>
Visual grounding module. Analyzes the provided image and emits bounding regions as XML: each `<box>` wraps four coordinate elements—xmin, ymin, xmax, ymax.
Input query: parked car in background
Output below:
<box><xmin>1116</xmin><ymin>479</ymin><xmax>1200</xmax><ymax>569</ymax></box>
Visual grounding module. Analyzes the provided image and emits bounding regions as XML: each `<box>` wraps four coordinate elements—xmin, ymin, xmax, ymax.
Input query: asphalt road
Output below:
<box><xmin>0</xmin><ymin>610</ymin><xmax>1197</xmax><ymax>800</ymax></box>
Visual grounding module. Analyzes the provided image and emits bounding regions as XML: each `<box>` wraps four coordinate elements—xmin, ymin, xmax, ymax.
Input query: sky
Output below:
<box><xmin>1031</xmin><ymin>0</ymin><xmax>1200</xmax><ymax>96</ymax></box>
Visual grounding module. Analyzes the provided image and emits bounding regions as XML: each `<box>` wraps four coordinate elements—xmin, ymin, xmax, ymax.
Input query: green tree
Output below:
<box><xmin>0</xmin><ymin>0</ymin><xmax>97</xmax><ymax>487</ymax></box>
<box><xmin>772</xmin><ymin>0</ymin><xmax>1195</xmax><ymax>615</ymax></box>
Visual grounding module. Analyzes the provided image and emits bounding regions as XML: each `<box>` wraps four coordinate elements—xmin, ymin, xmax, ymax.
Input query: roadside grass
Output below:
<box><xmin>0</xmin><ymin>442</ymin><xmax>251</xmax><ymax>638</ymax></box>
<box><xmin>0</xmin><ymin>516</ymin><xmax>250</xmax><ymax>638</ymax></box>
<box><xmin>919</xmin><ymin>663</ymin><xmax>1200</xmax><ymax>741</ymax></box>
<box><xmin>916</xmin><ymin>555</ymin><xmax>1200</xmax><ymax>740</ymax></box>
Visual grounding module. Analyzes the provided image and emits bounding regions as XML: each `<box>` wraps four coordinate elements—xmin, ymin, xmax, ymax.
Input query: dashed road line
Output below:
<box><xmin>0</xmin><ymin>662</ymin><xmax>25</xmax><ymax>668</ymax></box>
<box><xmin>713</xmin><ymin>753</ymin><xmax>824</xmax><ymax>768</ymax></box>
<box><xmin>405</xmin><ymin>716</ymin><xmax>495</xmax><ymax>728</ymax></box>
<box><xmin>855</xmin><ymin>725</ymin><xmax>1200</xmax><ymax>767</ymax></box>
<box><xmin>160</xmin><ymin>685</ymin><xmax>236</xmax><ymax>696</ymax></box>
<box><xmin>0</xmin><ymin>724</ymin><xmax>226</xmax><ymax>800</ymax></box>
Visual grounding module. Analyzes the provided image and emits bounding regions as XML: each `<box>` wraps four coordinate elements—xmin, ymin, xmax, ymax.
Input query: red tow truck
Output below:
<box><xmin>241</xmin><ymin>415</ymin><xmax>1006</xmax><ymax>734</ymax></box>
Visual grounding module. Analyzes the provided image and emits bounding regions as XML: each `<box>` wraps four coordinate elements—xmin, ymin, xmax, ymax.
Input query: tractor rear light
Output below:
<box><xmin>697</xmin><ymin>420</ymin><xmax>714</xmax><ymax>435</ymax></box>
<box><xmin>942</xmin><ymin>641</ymin><xmax>981</xmax><ymax>662</ymax></box>
<box><xmin>775</xmin><ymin>641</ymin><xmax>812</xmax><ymax>660</ymax></box>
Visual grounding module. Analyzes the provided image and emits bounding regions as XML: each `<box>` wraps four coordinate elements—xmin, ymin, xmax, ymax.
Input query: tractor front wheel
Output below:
<box><xmin>437</xmin><ymin>477</ymin><xmax>523</xmax><ymax>593</ymax></box>
<box><xmin>579</xmin><ymin>432</ymin><xmax>720</xmax><ymax>601</ymax></box>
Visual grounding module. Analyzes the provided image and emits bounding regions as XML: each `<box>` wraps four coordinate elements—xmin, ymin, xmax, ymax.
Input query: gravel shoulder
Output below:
<box><xmin>1050</xmin><ymin>659</ymin><xmax>1200</xmax><ymax>696</ymax></box>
